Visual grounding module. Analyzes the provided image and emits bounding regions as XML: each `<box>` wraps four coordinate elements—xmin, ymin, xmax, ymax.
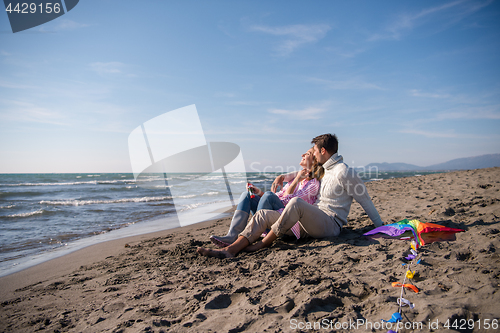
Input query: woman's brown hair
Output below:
<box><xmin>309</xmin><ymin>157</ymin><xmax>324</xmax><ymax>180</ymax></box>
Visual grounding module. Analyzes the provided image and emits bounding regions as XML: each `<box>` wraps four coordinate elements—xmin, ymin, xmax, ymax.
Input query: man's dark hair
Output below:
<box><xmin>311</xmin><ymin>134</ymin><xmax>338</xmax><ymax>155</ymax></box>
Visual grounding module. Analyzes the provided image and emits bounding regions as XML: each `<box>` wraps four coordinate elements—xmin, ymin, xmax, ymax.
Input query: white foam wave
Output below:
<box><xmin>178</xmin><ymin>199</ymin><xmax>228</xmax><ymax>212</ymax></box>
<box><xmin>0</xmin><ymin>205</ymin><xmax>15</xmax><ymax>209</ymax></box>
<box><xmin>200</xmin><ymin>175</ymin><xmax>225</xmax><ymax>181</ymax></box>
<box><xmin>135</xmin><ymin>176</ymin><xmax>173</xmax><ymax>182</ymax></box>
<box><xmin>39</xmin><ymin>193</ymin><xmax>217</xmax><ymax>206</ymax></box>
<box><xmin>173</xmin><ymin>194</ymin><xmax>197</xmax><ymax>199</ymax></box>
<box><xmin>8</xmin><ymin>209</ymin><xmax>44</xmax><ymax>218</ymax></box>
<box><xmin>40</xmin><ymin>196</ymin><xmax>172</xmax><ymax>206</ymax></box>
<box><xmin>2</xmin><ymin>181</ymin><xmax>98</xmax><ymax>187</ymax></box>
<box><xmin>2</xmin><ymin>179</ymin><xmax>136</xmax><ymax>187</ymax></box>
<box><xmin>97</xmin><ymin>180</ymin><xmax>136</xmax><ymax>184</ymax></box>
<box><xmin>149</xmin><ymin>185</ymin><xmax>172</xmax><ymax>189</ymax></box>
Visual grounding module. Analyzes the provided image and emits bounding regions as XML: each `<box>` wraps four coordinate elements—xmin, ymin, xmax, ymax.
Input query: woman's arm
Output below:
<box><xmin>283</xmin><ymin>169</ymin><xmax>308</xmax><ymax>195</ymax></box>
<box><xmin>271</xmin><ymin>171</ymin><xmax>299</xmax><ymax>192</ymax></box>
<box><xmin>279</xmin><ymin>178</ymin><xmax>320</xmax><ymax>206</ymax></box>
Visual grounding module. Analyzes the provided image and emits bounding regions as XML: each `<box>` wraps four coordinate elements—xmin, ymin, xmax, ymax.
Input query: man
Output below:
<box><xmin>197</xmin><ymin>134</ymin><xmax>383</xmax><ymax>258</ymax></box>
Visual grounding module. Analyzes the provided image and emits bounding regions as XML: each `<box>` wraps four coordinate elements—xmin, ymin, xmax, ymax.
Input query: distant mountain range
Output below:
<box><xmin>363</xmin><ymin>154</ymin><xmax>500</xmax><ymax>171</ymax></box>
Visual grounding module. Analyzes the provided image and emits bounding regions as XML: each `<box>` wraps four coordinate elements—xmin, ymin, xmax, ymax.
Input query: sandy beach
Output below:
<box><xmin>1</xmin><ymin>167</ymin><xmax>499</xmax><ymax>332</ymax></box>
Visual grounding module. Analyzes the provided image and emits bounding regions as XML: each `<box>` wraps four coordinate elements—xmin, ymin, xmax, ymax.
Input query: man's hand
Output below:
<box><xmin>271</xmin><ymin>175</ymin><xmax>284</xmax><ymax>193</ymax></box>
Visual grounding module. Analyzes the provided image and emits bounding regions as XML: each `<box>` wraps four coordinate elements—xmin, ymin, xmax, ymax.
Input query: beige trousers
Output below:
<box><xmin>240</xmin><ymin>197</ymin><xmax>341</xmax><ymax>244</ymax></box>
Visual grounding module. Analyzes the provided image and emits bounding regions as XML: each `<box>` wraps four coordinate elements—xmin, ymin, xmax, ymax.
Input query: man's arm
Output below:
<box><xmin>343</xmin><ymin>169</ymin><xmax>383</xmax><ymax>227</ymax></box>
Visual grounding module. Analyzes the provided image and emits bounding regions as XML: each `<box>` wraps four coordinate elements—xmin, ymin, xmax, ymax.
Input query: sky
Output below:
<box><xmin>0</xmin><ymin>0</ymin><xmax>499</xmax><ymax>173</ymax></box>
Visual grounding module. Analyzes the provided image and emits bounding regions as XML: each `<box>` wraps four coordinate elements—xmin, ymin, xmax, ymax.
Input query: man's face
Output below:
<box><xmin>313</xmin><ymin>144</ymin><xmax>326</xmax><ymax>165</ymax></box>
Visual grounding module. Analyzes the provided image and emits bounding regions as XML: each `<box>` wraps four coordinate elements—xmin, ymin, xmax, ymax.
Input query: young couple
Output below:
<box><xmin>197</xmin><ymin>134</ymin><xmax>384</xmax><ymax>259</ymax></box>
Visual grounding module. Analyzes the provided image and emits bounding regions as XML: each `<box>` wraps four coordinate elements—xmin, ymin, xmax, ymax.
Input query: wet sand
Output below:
<box><xmin>1</xmin><ymin>167</ymin><xmax>499</xmax><ymax>332</ymax></box>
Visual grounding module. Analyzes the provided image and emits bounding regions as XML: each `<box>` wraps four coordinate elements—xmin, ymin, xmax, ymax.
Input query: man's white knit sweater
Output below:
<box><xmin>314</xmin><ymin>153</ymin><xmax>383</xmax><ymax>227</ymax></box>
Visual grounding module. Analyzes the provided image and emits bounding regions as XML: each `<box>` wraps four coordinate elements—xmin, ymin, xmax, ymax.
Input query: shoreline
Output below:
<box><xmin>0</xmin><ymin>203</ymin><xmax>234</xmax><ymax>279</ymax></box>
<box><xmin>0</xmin><ymin>216</ymin><xmax>225</xmax><ymax>300</ymax></box>
<box><xmin>1</xmin><ymin>168</ymin><xmax>499</xmax><ymax>332</ymax></box>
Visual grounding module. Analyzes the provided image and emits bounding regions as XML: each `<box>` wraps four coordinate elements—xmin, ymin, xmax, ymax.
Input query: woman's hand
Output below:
<box><xmin>247</xmin><ymin>183</ymin><xmax>263</xmax><ymax>197</ymax></box>
<box><xmin>284</xmin><ymin>169</ymin><xmax>309</xmax><ymax>195</ymax></box>
<box><xmin>296</xmin><ymin>169</ymin><xmax>309</xmax><ymax>180</ymax></box>
<box><xmin>271</xmin><ymin>175</ymin><xmax>284</xmax><ymax>193</ymax></box>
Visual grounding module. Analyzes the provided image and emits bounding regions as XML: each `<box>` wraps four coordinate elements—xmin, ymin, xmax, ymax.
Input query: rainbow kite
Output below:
<box><xmin>363</xmin><ymin>219</ymin><xmax>464</xmax><ymax>248</ymax></box>
<box><xmin>366</xmin><ymin>219</ymin><xmax>464</xmax><ymax>331</ymax></box>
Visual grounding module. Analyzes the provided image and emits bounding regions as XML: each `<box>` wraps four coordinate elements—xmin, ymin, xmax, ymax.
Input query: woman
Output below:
<box><xmin>209</xmin><ymin>148</ymin><xmax>324</xmax><ymax>247</ymax></box>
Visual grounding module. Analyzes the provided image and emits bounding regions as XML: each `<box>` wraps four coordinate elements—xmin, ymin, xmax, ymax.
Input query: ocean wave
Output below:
<box><xmin>97</xmin><ymin>180</ymin><xmax>136</xmax><ymax>185</ymax></box>
<box><xmin>1</xmin><ymin>179</ymin><xmax>138</xmax><ymax>187</ymax></box>
<box><xmin>200</xmin><ymin>175</ymin><xmax>225</xmax><ymax>181</ymax></box>
<box><xmin>0</xmin><ymin>205</ymin><xmax>15</xmax><ymax>209</ymax></box>
<box><xmin>40</xmin><ymin>196</ymin><xmax>173</xmax><ymax>206</ymax></box>
<box><xmin>145</xmin><ymin>184</ymin><xmax>172</xmax><ymax>189</ymax></box>
<box><xmin>248</xmin><ymin>179</ymin><xmax>267</xmax><ymax>183</ymax></box>
<box><xmin>136</xmin><ymin>175</ymin><xmax>172</xmax><ymax>181</ymax></box>
<box><xmin>7</xmin><ymin>209</ymin><xmax>45</xmax><ymax>218</ymax></box>
<box><xmin>0</xmin><ymin>190</ymin><xmax>51</xmax><ymax>198</ymax></box>
<box><xmin>172</xmin><ymin>194</ymin><xmax>196</xmax><ymax>199</ymax></box>
<box><xmin>1</xmin><ymin>180</ymin><xmax>99</xmax><ymax>187</ymax></box>
<box><xmin>178</xmin><ymin>199</ymin><xmax>228</xmax><ymax>212</ymax></box>
<box><xmin>169</xmin><ymin>192</ymin><xmax>219</xmax><ymax>199</ymax></box>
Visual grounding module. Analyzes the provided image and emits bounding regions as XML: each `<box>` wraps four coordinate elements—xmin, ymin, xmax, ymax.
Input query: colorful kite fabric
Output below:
<box><xmin>363</xmin><ymin>219</ymin><xmax>464</xmax><ymax>247</ymax></box>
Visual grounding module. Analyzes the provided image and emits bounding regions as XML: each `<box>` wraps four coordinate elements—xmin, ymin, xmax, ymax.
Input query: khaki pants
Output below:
<box><xmin>240</xmin><ymin>197</ymin><xmax>341</xmax><ymax>244</ymax></box>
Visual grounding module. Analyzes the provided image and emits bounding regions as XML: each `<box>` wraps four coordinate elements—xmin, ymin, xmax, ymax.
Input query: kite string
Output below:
<box><xmin>396</xmin><ymin>247</ymin><xmax>417</xmax><ymax>333</ymax></box>
<box><xmin>396</xmin><ymin>270</ymin><xmax>407</xmax><ymax>333</ymax></box>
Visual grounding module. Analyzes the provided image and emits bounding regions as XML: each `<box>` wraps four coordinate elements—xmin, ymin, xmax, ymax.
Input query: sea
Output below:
<box><xmin>0</xmin><ymin>170</ymin><xmax>441</xmax><ymax>277</ymax></box>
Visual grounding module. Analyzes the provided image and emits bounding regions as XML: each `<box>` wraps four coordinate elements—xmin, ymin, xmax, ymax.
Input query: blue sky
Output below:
<box><xmin>1</xmin><ymin>0</ymin><xmax>499</xmax><ymax>173</ymax></box>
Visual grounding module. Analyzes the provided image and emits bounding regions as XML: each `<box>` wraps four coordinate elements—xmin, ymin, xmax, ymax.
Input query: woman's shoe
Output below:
<box><xmin>210</xmin><ymin>210</ymin><xmax>249</xmax><ymax>248</ymax></box>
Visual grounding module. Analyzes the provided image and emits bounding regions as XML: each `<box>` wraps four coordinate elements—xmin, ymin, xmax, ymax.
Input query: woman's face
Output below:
<box><xmin>299</xmin><ymin>149</ymin><xmax>314</xmax><ymax>170</ymax></box>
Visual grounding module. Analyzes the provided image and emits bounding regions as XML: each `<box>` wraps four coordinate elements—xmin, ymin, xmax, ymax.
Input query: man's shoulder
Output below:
<box><xmin>330</xmin><ymin>161</ymin><xmax>348</xmax><ymax>176</ymax></box>
<box><xmin>331</xmin><ymin>164</ymin><xmax>364</xmax><ymax>183</ymax></box>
